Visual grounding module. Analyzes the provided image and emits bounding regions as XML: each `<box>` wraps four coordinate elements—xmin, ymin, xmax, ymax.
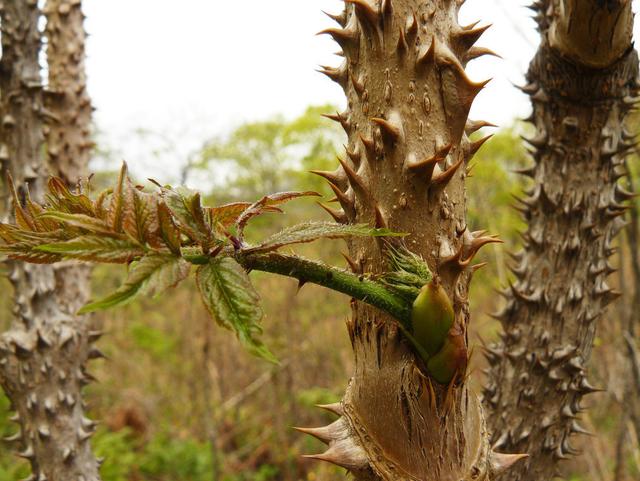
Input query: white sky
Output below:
<box><xmin>82</xmin><ymin>0</ymin><xmax>640</xmax><ymax>182</ymax></box>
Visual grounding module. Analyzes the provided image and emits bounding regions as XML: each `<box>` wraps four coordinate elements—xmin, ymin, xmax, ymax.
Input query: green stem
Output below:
<box><xmin>235</xmin><ymin>251</ymin><xmax>412</xmax><ymax>326</ymax></box>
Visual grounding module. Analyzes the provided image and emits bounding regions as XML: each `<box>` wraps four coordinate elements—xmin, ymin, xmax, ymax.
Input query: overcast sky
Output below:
<box><xmin>81</xmin><ymin>0</ymin><xmax>640</xmax><ymax>182</ymax></box>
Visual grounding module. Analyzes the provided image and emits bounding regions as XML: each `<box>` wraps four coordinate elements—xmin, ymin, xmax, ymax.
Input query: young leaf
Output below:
<box><xmin>245</xmin><ymin>221</ymin><xmax>405</xmax><ymax>254</ymax></box>
<box><xmin>95</xmin><ymin>187</ymin><xmax>113</xmax><ymax>221</ymax></box>
<box><xmin>0</xmin><ymin>243</ymin><xmax>63</xmax><ymax>264</ymax></box>
<box><xmin>106</xmin><ymin>163</ymin><xmax>129</xmax><ymax>232</ymax></box>
<box><xmin>163</xmin><ymin>187</ymin><xmax>215</xmax><ymax>247</ymax></box>
<box><xmin>122</xmin><ymin>183</ymin><xmax>161</xmax><ymax>247</ymax></box>
<box><xmin>208</xmin><ymin>202</ymin><xmax>280</xmax><ymax>230</ymax></box>
<box><xmin>79</xmin><ymin>253</ymin><xmax>191</xmax><ymax>313</ymax></box>
<box><xmin>196</xmin><ymin>257</ymin><xmax>276</xmax><ymax>363</ymax></box>
<box><xmin>158</xmin><ymin>202</ymin><xmax>182</xmax><ymax>255</ymax></box>
<box><xmin>235</xmin><ymin>191</ymin><xmax>320</xmax><ymax>237</ymax></box>
<box><xmin>47</xmin><ymin>177</ymin><xmax>95</xmax><ymax>216</ymax></box>
<box><xmin>36</xmin><ymin>235</ymin><xmax>145</xmax><ymax>264</ymax></box>
<box><xmin>6</xmin><ymin>174</ymin><xmax>36</xmax><ymax>232</ymax></box>
<box><xmin>38</xmin><ymin>211</ymin><xmax>115</xmax><ymax>236</ymax></box>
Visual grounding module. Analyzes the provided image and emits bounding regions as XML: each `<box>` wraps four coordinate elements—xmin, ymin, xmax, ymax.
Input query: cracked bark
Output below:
<box><xmin>299</xmin><ymin>1</ymin><xmax>522</xmax><ymax>479</ymax></box>
<box><xmin>0</xmin><ymin>1</ymin><xmax>101</xmax><ymax>480</ymax></box>
<box><xmin>484</xmin><ymin>1</ymin><xmax>639</xmax><ymax>480</ymax></box>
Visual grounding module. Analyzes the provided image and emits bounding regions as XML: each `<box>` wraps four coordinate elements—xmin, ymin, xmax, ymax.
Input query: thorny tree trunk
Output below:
<box><xmin>0</xmin><ymin>1</ymin><xmax>101</xmax><ymax>480</ymax></box>
<box><xmin>300</xmin><ymin>1</ymin><xmax>521</xmax><ymax>479</ymax></box>
<box><xmin>484</xmin><ymin>1</ymin><xmax>639</xmax><ymax>480</ymax></box>
<box><xmin>613</xmin><ymin>159</ymin><xmax>640</xmax><ymax>480</ymax></box>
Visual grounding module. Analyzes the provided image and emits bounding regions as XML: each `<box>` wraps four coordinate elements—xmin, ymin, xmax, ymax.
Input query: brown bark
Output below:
<box><xmin>44</xmin><ymin>0</ymin><xmax>93</xmax><ymax>186</ymax></box>
<box><xmin>302</xmin><ymin>1</ymin><xmax>522</xmax><ymax>479</ymax></box>
<box><xmin>0</xmin><ymin>0</ymin><xmax>101</xmax><ymax>479</ymax></box>
<box><xmin>484</xmin><ymin>1</ymin><xmax>638</xmax><ymax>480</ymax></box>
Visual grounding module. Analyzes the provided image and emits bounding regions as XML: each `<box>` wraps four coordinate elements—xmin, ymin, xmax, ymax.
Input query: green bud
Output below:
<box><xmin>426</xmin><ymin>325</ymin><xmax>467</xmax><ymax>384</ymax></box>
<box><xmin>411</xmin><ymin>278</ymin><xmax>454</xmax><ymax>358</ymax></box>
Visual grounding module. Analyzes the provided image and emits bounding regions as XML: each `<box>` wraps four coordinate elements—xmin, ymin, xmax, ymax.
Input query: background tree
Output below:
<box><xmin>484</xmin><ymin>1</ymin><xmax>639</xmax><ymax>480</ymax></box>
<box><xmin>0</xmin><ymin>0</ymin><xmax>101</xmax><ymax>480</ymax></box>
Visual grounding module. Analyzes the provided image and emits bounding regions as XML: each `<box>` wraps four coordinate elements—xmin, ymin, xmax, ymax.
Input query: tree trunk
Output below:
<box><xmin>484</xmin><ymin>1</ymin><xmax>638</xmax><ymax>480</ymax></box>
<box><xmin>301</xmin><ymin>1</ymin><xmax>521</xmax><ymax>479</ymax></box>
<box><xmin>0</xmin><ymin>1</ymin><xmax>101</xmax><ymax>479</ymax></box>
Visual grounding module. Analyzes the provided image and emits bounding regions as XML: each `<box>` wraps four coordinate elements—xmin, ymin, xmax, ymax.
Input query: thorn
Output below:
<box><xmin>342</xmin><ymin>253</ymin><xmax>360</xmax><ymax>273</ymax></box>
<box><xmin>318</xmin><ymin>64</ymin><xmax>348</xmax><ymax>88</ymax></box>
<box><xmin>336</xmin><ymin>157</ymin><xmax>369</xmax><ymax>196</ymax></box>
<box><xmin>416</xmin><ymin>36</ymin><xmax>436</xmax><ymax>68</ymax></box>
<box><xmin>317</xmin><ymin>202</ymin><xmax>348</xmax><ymax>224</ymax></box>
<box><xmin>465</xmin><ymin>46</ymin><xmax>502</xmax><ymax>62</ymax></box>
<box><xmin>17</xmin><ymin>446</ymin><xmax>34</xmax><ymax>460</ymax></box>
<box><xmin>569</xmin><ymin>420</ymin><xmax>594</xmax><ymax>436</ymax></box>
<box><xmin>531</xmin><ymin>88</ymin><xmax>549</xmax><ymax>103</ymax></box>
<box><xmin>315</xmin><ymin>402</ymin><xmax>343</xmax><ymax>416</ymax></box>
<box><xmin>490</xmin><ymin>452</ymin><xmax>528</xmax><ymax>475</ymax></box>
<box><xmin>407</xmin><ymin>144</ymin><xmax>452</xmax><ymax>181</ymax></box>
<box><xmin>455</xmin><ymin>24</ymin><xmax>491</xmax><ymax>49</ymax></box>
<box><xmin>327</xmin><ymin>182</ymin><xmax>356</xmax><ymax>216</ymax></box>
<box><xmin>317</xmin><ymin>27</ymin><xmax>358</xmax><ymax>48</ymax></box>
<box><xmin>465</xmin><ymin>119</ymin><xmax>497</xmax><ymax>135</ymax></box>
<box><xmin>406</xmin><ymin>11</ymin><xmax>418</xmax><ymax>38</ymax></box>
<box><xmin>345</xmin><ymin>144</ymin><xmax>361</xmax><ymax>166</ymax></box>
<box><xmin>88</xmin><ymin>330</ymin><xmax>105</xmax><ymax>342</ymax></box>
<box><xmin>359</xmin><ymin>133</ymin><xmax>376</xmax><ymax>159</ymax></box>
<box><xmin>309</xmin><ymin>168</ymin><xmax>347</xmax><ymax>188</ymax></box>
<box><xmin>303</xmin><ymin>442</ymin><xmax>368</xmax><ymax>471</ymax></box>
<box><xmin>346</xmin><ymin>0</ymin><xmax>380</xmax><ymax>28</ymax></box>
<box><xmin>297</xmin><ymin>279</ymin><xmax>307</xmax><ymax>294</ymax></box>
<box><xmin>371</xmin><ymin>115</ymin><xmax>402</xmax><ymax>143</ymax></box>
<box><xmin>467</xmin><ymin>134</ymin><xmax>493</xmax><ymax>158</ymax></box>
<box><xmin>321</xmin><ymin>111</ymin><xmax>350</xmax><ymax>132</ymax></box>
<box><xmin>521</xmin><ymin>131</ymin><xmax>547</xmax><ymax>149</ymax></box>
<box><xmin>350</xmin><ymin>73</ymin><xmax>365</xmax><ymax>96</ymax></box>
<box><xmin>293</xmin><ymin>419</ymin><xmax>346</xmax><ymax>444</ymax></box>
<box><xmin>294</xmin><ymin>426</ymin><xmax>332</xmax><ymax>444</ymax></box>
<box><xmin>322</xmin><ymin>10</ymin><xmax>346</xmax><ymax>27</ymax></box>
<box><xmin>87</xmin><ymin>348</ymin><xmax>106</xmax><ymax>360</ymax></box>
<box><xmin>431</xmin><ymin>156</ymin><xmax>464</xmax><ymax>187</ymax></box>
<box><xmin>3</xmin><ymin>432</ymin><xmax>21</xmax><ymax>443</ymax></box>
<box><xmin>472</xmin><ymin>262</ymin><xmax>488</xmax><ymax>272</ymax></box>
<box><xmin>374</xmin><ymin>204</ymin><xmax>388</xmax><ymax>228</ymax></box>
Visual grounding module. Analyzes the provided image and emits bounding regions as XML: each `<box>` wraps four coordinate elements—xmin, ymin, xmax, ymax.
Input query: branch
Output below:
<box><xmin>237</xmin><ymin>251</ymin><xmax>412</xmax><ymax>326</ymax></box>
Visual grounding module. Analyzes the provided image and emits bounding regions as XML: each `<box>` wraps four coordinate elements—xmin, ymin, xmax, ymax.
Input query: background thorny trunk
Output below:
<box><xmin>0</xmin><ymin>0</ymin><xmax>101</xmax><ymax>480</ymax></box>
<box><xmin>484</xmin><ymin>1</ymin><xmax>639</xmax><ymax>480</ymax></box>
<box><xmin>301</xmin><ymin>1</ymin><xmax>520</xmax><ymax>479</ymax></box>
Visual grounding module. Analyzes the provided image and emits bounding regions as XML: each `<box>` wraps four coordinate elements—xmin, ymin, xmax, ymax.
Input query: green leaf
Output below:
<box><xmin>36</xmin><ymin>235</ymin><xmax>145</xmax><ymax>263</ymax></box>
<box><xmin>245</xmin><ymin>221</ymin><xmax>405</xmax><ymax>253</ymax></box>
<box><xmin>79</xmin><ymin>254</ymin><xmax>191</xmax><ymax>313</ymax></box>
<box><xmin>196</xmin><ymin>257</ymin><xmax>276</xmax><ymax>363</ymax></box>
<box><xmin>163</xmin><ymin>187</ymin><xmax>215</xmax><ymax>247</ymax></box>
<box><xmin>38</xmin><ymin>211</ymin><xmax>115</xmax><ymax>236</ymax></box>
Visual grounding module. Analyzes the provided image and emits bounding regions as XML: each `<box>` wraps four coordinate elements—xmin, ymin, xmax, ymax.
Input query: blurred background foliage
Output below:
<box><xmin>0</xmin><ymin>105</ymin><xmax>637</xmax><ymax>481</ymax></box>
